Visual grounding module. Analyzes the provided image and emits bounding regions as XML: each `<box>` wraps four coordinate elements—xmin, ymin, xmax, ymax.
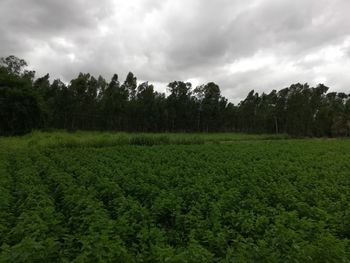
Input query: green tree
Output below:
<box><xmin>0</xmin><ymin>56</ymin><xmax>44</xmax><ymax>135</ymax></box>
<box><xmin>167</xmin><ymin>81</ymin><xmax>196</xmax><ymax>131</ymax></box>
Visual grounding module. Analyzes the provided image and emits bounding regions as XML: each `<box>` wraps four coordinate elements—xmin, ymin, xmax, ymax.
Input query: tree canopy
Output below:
<box><xmin>1</xmin><ymin>56</ymin><xmax>349</xmax><ymax>136</ymax></box>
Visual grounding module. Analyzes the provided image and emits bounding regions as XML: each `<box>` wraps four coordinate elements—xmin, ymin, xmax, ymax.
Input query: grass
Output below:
<box><xmin>0</xmin><ymin>130</ymin><xmax>291</xmax><ymax>150</ymax></box>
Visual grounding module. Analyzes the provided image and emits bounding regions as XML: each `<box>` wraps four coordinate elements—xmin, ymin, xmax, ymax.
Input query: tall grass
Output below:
<box><xmin>0</xmin><ymin>130</ymin><xmax>291</xmax><ymax>149</ymax></box>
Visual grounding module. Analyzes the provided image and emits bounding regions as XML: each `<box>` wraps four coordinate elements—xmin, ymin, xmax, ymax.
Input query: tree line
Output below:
<box><xmin>1</xmin><ymin>55</ymin><xmax>349</xmax><ymax>137</ymax></box>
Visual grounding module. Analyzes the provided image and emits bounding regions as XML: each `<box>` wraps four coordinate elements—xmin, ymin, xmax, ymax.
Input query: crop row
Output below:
<box><xmin>0</xmin><ymin>140</ymin><xmax>349</xmax><ymax>262</ymax></box>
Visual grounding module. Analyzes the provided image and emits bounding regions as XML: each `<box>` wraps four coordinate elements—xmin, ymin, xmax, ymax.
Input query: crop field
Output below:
<box><xmin>0</xmin><ymin>132</ymin><xmax>349</xmax><ymax>262</ymax></box>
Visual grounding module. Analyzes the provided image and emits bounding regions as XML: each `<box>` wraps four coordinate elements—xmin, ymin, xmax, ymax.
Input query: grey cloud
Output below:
<box><xmin>1</xmin><ymin>0</ymin><xmax>350</xmax><ymax>101</ymax></box>
<box><xmin>1</xmin><ymin>0</ymin><xmax>111</xmax><ymax>33</ymax></box>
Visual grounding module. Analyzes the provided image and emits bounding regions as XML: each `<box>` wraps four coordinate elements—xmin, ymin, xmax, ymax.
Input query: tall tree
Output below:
<box><xmin>0</xmin><ymin>56</ymin><xmax>44</xmax><ymax>135</ymax></box>
<box><xmin>167</xmin><ymin>81</ymin><xmax>196</xmax><ymax>131</ymax></box>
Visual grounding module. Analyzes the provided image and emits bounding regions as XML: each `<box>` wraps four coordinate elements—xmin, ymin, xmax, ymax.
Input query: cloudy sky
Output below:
<box><xmin>1</xmin><ymin>0</ymin><xmax>350</xmax><ymax>102</ymax></box>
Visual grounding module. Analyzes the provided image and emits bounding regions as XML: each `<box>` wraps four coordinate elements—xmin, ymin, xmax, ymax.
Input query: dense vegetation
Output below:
<box><xmin>1</xmin><ymin>55</ymin><xmax>350</xmax><ymax>136</ymax></box>
<box><xmin>0</xmin><ymin>132</ymin><xmax>349</xmax><ymax>262</ymax></box>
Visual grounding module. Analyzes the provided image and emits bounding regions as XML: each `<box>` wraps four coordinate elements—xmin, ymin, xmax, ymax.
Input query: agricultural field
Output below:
<box><xmin>0</xmin><ymin>132</ymin><xmax>349</xmax><ymax>262</ymax></box>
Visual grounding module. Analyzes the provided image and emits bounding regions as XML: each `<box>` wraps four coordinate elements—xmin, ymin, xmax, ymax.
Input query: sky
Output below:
<box><xmin>1</xmin><ymin>0</ymin><xmax>350</xmax><ymax>103</ymax></box>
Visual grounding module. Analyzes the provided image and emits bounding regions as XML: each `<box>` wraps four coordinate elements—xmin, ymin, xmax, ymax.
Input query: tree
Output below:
<box><xmin>123</xmin><ymin>72</ymin><xmax>137</xmax><ymax>100</ymax></box>
<box><xmin>48</xmin><ymin>79</ymin><xmax>72</xmax><ymax>129</ymax></box>
<box><xmin>0</xmin><ymin>55</ymin><xmax>28</xmax><ymax>76</ymax></box>
<box><xmin>237</xmin><ymin>90</ymin><xmax>259</xmax><ymax>132</ymax></box>
<box><xmin>194</xmin><ymin>82</ymin><xmax>227</xmax><ymax>131</ymax></box>
<box><xmin>99</xmin><ymin>74</ymin><xmax>129</xmax><ymax>130</ymax></box>
<box><xmin>167</xmin><ymin>81</ymin><xmax>196</xmax><ymax>131</ymax></box>
<box><xmin>1</xmin><ymin>55</ymin><xmax>350</xmax><ymax>137</ymax></box>
<box><xmin>123</xmin><ymin>72</ymin><xmax>138</xmax><ymax>130</ymax></box>
<box><xmin>135</xmin><ymin>82</ymin><xmax>157</xmax><ymax>131</ymax></box>
<box><xmin>0</xmin><ymin>56</ymin><xmax>44</xmax><ymax>135</ymax></box>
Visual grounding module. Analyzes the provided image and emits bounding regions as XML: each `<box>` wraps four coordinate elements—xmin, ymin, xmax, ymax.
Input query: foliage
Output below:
<box><xmin>1</xmin><ymin>56</ymin><xmax>350</xmax><ymax>137</ymax></box>
<box><xmin>0</xmin><ymin>131</ymin><xmax>287</xmax><ymax>149</ymax></box>
<box><xmin>0</xmin><ymin>134</ymin><xmax>349</xmax><ymax>262</ymax></box>
<box><xmin>0</xmin><ymin>57</ymin><xmax>45</xmax><ymax>135</ymax></box>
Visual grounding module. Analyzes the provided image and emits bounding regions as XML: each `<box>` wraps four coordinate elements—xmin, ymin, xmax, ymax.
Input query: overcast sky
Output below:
<box><xmin>1</xmin><ymin>0</ymin><xmax>350</xmax><ymax>102</ymax></box>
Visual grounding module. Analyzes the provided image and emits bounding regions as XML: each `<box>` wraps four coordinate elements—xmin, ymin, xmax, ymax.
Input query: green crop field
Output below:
<box><xmin>0</xmin><ymin>132</ymin><xmax>349</xmax><ymax>262</ymax></box>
